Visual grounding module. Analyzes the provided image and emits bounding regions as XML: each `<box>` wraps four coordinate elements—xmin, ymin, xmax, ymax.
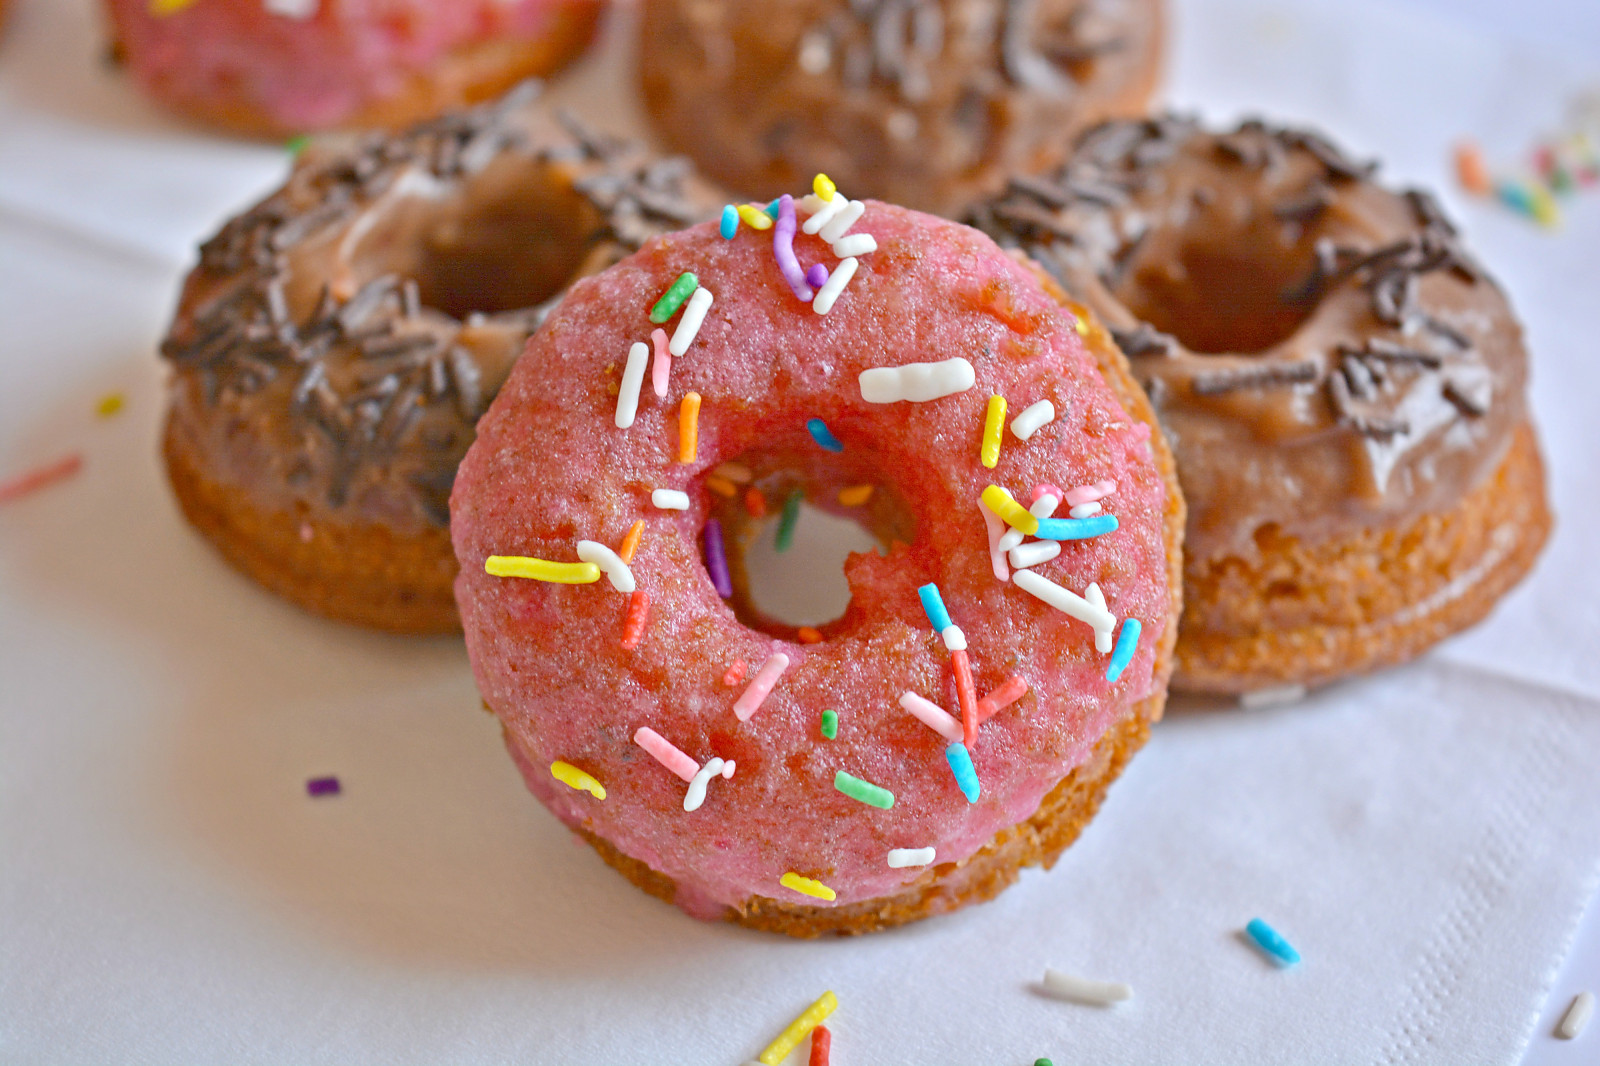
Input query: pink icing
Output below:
<box><xmin>106</xmin><ymin>0</ymin><xmax>599</xmax><ymax>130</ymax></box>
<box><xmin>451</xmin><ymin>203</ymin><xmax>1172</xmax><ymax>915</ymax></box>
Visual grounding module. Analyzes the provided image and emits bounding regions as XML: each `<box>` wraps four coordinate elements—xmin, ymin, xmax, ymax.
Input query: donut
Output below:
<box><xmin>968</xmin><ymin>116</ymin><xmax>1551</xmax><ymax>694</ymax></box>
<box><xmin>102</xmin><ymin>0</ymin><xmax>605</xmax><ymax>138</ymax></box>
<box><xmin>450</xmin><ymin>187</ymin><xmax>1184</xmax><ymax>935</ymax></box>
<box><xmin>159</xmin><ymin>85</ymin><xmax>714</xmax><ymax>633</ymax></box>
<box><xmin>638</xmin><ymin>0</ymin><xmax>1164</xmax><ymax>215</ymax></box>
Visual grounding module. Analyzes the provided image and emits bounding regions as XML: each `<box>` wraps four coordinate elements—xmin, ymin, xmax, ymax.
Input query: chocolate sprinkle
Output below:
<box><xmin>1191</xmin><ymin>361</ymin><xmax>1318</xmax><ymax>396</ymax></box>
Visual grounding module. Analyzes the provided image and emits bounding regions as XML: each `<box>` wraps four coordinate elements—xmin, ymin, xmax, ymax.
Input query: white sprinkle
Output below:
<box><xmin>831</xmin><ymin>232</ymin><xmax>878</xmax><ymax>258</ymax></box>
<box><xmin>888</xmin><ymin>847</ymin><xmax>936</xmax><ymax>868</ymax></box>
<box><xmin>980</xmin><ymin>501</ymin><xmax>1010</xmax><ymax>581</ymax></box>
<box><xmin>998</xmin><ymin>528</ymin><xmax>1025</xmax><ymax>554</ymax></box>
<box><xmin>1070</xmin><ymin>501</ymin><xmax>1102</xmax><ymax>518</ymax></box>
<box><xmin>1042</xmin><ymin>967</ymin><xmax>1133</xmax><ymax>1006</ymax></box>
<box><xmin>812</xmin><ymin>257</ymin><xmax>858</xmax><ymax>315</ymax></box>
<box><xmin>668</xmin><ymin>286</ymin><xmax>713</xmax><ymax>356</ymax></box>
<box><xmin>1558</xmin><ymin>991</ymin><xmax>1595</xmax><ymax>1039</ymax></box>
<box><xmin>1008</xmin><ymin>540</ymin><xmax>1060</xmax><ymax>570</ymax></box>
<box><xmin>1013</xmin><ymin>569</ymin><xmax>1116</xmax><ymax>632</ymax></box>
<box><xmin>652</xmin><ymin>489</ymin><xmax>690</xmax><ymax>511</ymax></box>
<box><xmin>899</xmin><ymin>691</ymin><xmax>962</xmax><ymax>743</ymax></box>
<box><xmin>575</xmin><ymin>540</ymin><xmax>635</xmax><ymax>593</ymax></box>
<box><xmin>683</xmin><ymin>756</ymin><xmax>735</xmax><ymax>812</ymax></box>
<box><xmin>819</xmin><ymin>199</ymin><xmax>866</xmax><ymax>243</ymax></box>
<box><xmin>614</xmin><ymin>341</ymin><xmax>649</xmax><ymax>428</ymax></box>
<box><xmin>860</xmin><ymin>357</ymin><xmax>975</xmax><ymax>403</ymax></box>
<box><xmin>798</xmin><ymin>194</ymin><xmax>827</xmax><ymax>214</ymax></box>
<box><xmin>797</xmin><ymin>30</ymin><xmax>832</xmax><ymax>74</ymax></box>
<box><xmin>940</xmin><ymin>625</ymin><xmax>967</xmax><ymax>652</ymax></box>
<box><xmin>264</xmin><ymin>0</ymin><xmax>318</xmax><ymax>18</ymax></box>
<box><xmin>802</xmin><ymin>193</ymin><xmax>845</xmax><ymax>235</ymax></box>
<box><xmin>1084</xmin><ymin>583</ymin><xmax>1113</xmax><ymax>653</ymax></box>
<box><xmin>1029</xmin><ymin>495</ymin><xmax>1060</xmax><ymax>519</ymax></box>
<box><xmin>1010</xmin><ymin>399</ymin><xmax>1056</xmax><ymax>440</ymax></box>
<box><xmin>1240</xmin><ymin>683</ymin><xmax>1308</xmax><ymax>709</ymax></box>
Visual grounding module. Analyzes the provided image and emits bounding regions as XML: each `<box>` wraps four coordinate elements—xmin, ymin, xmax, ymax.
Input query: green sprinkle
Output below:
<box><xmin>284</xmin><ymin>134</ymin><xmax>310</xmax><ymax>157</ymax></box>
<box><xmin>775</xmin><ymin>489</ymin><xmax>803</xmax><ymax>552</ymax></box>
<box><xmin>1035</xmin><ymin>1060</ymin><xmax>1054</xmax><ymax>1066</ymax></box>
<box><xmin>821</xmin><ymin>709</ymin><xmax>838</xmax><ymax>739</ymax></box>
<box><xmin>649</xmin><ymin>272</ymin><xmax>698</xmax><ymax>324</ymax></box>
<box><xmin>834</xmin><ymin>770</ymin><xmax>894</xmax><ymax>808</ymax></box>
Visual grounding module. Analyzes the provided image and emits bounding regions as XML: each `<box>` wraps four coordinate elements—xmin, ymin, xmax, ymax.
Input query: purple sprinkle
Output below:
<box><xmin>306</xmin><ymin>776</ymin><xmax>341</xmax><ymax>797</ymax></box>
<box><xmin>703</xmin><ymin>518</ymin><xmax>733</xmax><ymax>599</ymax></box>
<box><xmin>773</xmin><ymin>194</ymin><xmax>815</xmax><ymax>303</ymax></box>
<box><xmin>806</xmin><ymin>262</ymin><xmax>829</xmax><ymax>288</ymax></box>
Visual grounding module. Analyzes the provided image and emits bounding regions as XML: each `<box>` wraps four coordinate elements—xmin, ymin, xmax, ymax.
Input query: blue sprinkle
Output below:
<box><xmin>1494</xmin><ymin>181</ymin><xmax>1535</xmax><ymax>218</ymax></box>
<box><xmin>1245</xmin><ymin>918</ymin><xmax>1301</xmax><ymax>967</ymax></box>
<box><xmin>719</xmin><ymin>204</ymin><xmax>738</xmax><ymax>239</ymax></box>
<box><xmin>807</xmin><ymin>417</ymin><xmax>844</xmax><ymax>453</ymax></box>
<box><xmin>917</xmin><ymin>583</ymin><xmax>952</xmax><ymax>631</ymax></box>
<box><xmin>765</xmin><ymin>198</ymin><xmax>781</xmax><ymax>220</ymax></box>
<box><xmin>946</xmin><ymin>743</ymin><xmax>981</xmax><ymax>803</ymax></box>
<box><xmin>1035</xmin><ymin>514</ymin><xmax>1119</xmax><ymax>541</ymax></box>
<box><xmin>1105</xmin><ymin>618</ymin><xmax>1141</xmax><ymax>682</ymax></box>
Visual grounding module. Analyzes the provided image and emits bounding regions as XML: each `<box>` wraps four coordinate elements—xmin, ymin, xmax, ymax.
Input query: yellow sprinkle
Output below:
<box><xmin>1074</xmin><ymin>315</ymin><xmax>1089</xmax><ymax>336</ymax></box>
<box><xmin>706</xmin><ymin>475</ymin><xmax>738</xmax><ymax>498</ymax></box>
<box><xmin>981</xmin><ymin>485</ymin><xmax>1039</xmax><ymax>535</ymax></box>
<box><xmin>550</xmin><ymin>761</ymin><xmax>606</xmax><ymax>800</ymax></box>
<box><xmin>149</xmin><ymin>0</ymin><xmax>199</xmax><ymax>14</ymax></box>
<box><xmin>813</xmin><ymin>173</ymin><xmax>838</xmax><ymax>201</ymax></box>
<box><xmin>779</xmin><ymin>871</ymin><xmax>836</xmax><ymax>901</ymax></box>
<box><xmin>1528</xmin><ymin>185</ymin><xmax>1561</xmax><ymax>228</ymax></box>
<box><xmin>96</xmin><ymin>392</ymin><xmax>125</xmax><ymax>418</ymax></box>
<box><xmin>618</xmin><ymin>520</ymin><xmax>644</xmax><ymax>564</ymax></box>
<box><xmin>737</xmin><ymin>204</ymin><xmax>775</xmax><ymax>231</ymax></box>
<box><xmin>714</xmin><ymin>461</ymin><xmax>753</xmax><ymax>483</ymax></box>
<box><xmin>758</xmin><ymin>990</ymin><xmax>839</xmax><ymax>1066</ymax></box>
<box><xmin>678</xmin><ymin>391</ymin><xmax>701</xmax><ymax>464</ymax></box>
<box><xmin>797</xmin><ymin>626</ymin><xmax>823</xmax><ymax>644</ymax></box>
<box><xmin>837</xmin><ymin>484</ymin><xmax>874</xmax><ymax>507</ymax></box>
<box><xmin>484</xmin><ymin>556</ymin><xmax>602</xmax><ymax>583</ymax></box>
<box><xmin>981</xmin><ymin>394</ymin><xmax>1007</xmax><ymax>469</ymax></box>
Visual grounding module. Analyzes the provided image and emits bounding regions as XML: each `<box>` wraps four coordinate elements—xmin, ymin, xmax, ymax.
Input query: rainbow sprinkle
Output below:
<box><xmin>649</xmin><ymin>271</ymin><xmax>699</xmax><ymax>323</ymax></box>
<box><xmin>1034</xmin><ymin>514</ymin><xmax>1119</xmax><ymax>541</ymax></box>
<box><xmin>838</xmin><ymin>484</ymin><xmax>873</xmax><ymax>506</ymax></box>
<box><xmin>820</xmin><ymin>709</ymin><xmax>838</xmax><ymax>739</ymax></box>
<box><xmin>834</xmin><ymin>770</ymin><xmax>895</xmax><ymax>809</ymax></box>
<box><xmin>917</xmin><ymin>583</ymin><xmax>952</xmax><ymax>631</ymax></box>
<box><xmin>1106</xmin><ymin>619</ymin><xmax>1142</xmax><ymax>682</ymax></box>
<box><xmin>734</xmin><ymin>652</ymin><xmax>791</xmax><ymax>721</ymax></box>
<box><xmin>759</xmin><ymin>990</ymin><xmax>838</xmax><ymax>1065</ymax></box>
<box><xmin>550</xmin><ymin>761</ymin><xmax>606</xmax><ymax>800</ymax></box>
<box><xmin>778</xmin><ymin>873</ymin><xmax>836</xmax><ymax>903</ymax></box>
<box><xmin>617</xmin><ymin>520</ymin><xmax>644</xmax><ymax>563</ymax></box>
<box><xmin>981</xmin><ymin>485</ymin><xmax>1039</xmax><ymax>535</ymax></box>
<box><xmin>96</xmin><ymin>393</ymin><xmax>125</xmax><ymax>418</ymax></box>
<box><xmin>703</xmin><ymin>519</ymin><xmax>732</xmax><ymax>598</ymax></box>
<box><xmin>737</xmin><ymin>203</ymin><xmax>774</xmax><ymax>230</ymax></box>
<box><xmin>305</xmin><ymin>776</ymin><xmax>340</xmax><ymax>797</ymax></box>
<box><xmin>945</xmin><ymin>742</ymin><xmax>981</xmax><ymax>802</ymax></box>
<box><xmin>981</xmin><ymin>395</ymin><xmax>1007</xmax><ymax>468</ymax></box>
<box><xmin>720</xmin><ymin>205</ymin><xmax>739</xmax><ymax>239</ymax></box>
<box><xmin>678</xmin><ymin>392</ymin><xmax>701</xmax><ymax>463</ymax></box>
<box><xmin>1245</xmin><ymin>918</ymin><xmax>1301</xmax><ymax>967</ymax></box>
<box><xmin>650</xmin><ymin>327</ymin><xmax>672</xmax><ymax>398</ymax></box>
<box><xmin>633</xmin><ymin>726</ymin><xmax>698</xmax><ymax>782</ymax></box>
<box><xmin>0</xmin><ymin>453</ymin><xmax>83</xmax><ymax>506</ymax></box>
<box><xmin>620</xmin><ymin>590</ymin><xmax>651</xmax><ymax>649</ymax></box>
<box><xmin>773</xmin><ymin>194</ymin><xmax>815</xmax><ymax>302</ymax></box>
<box><xmin>776</xmin><ymin>489</ymin><xmax>803</xmax><ymax>551</ymax></box>
<box><xmin>807</xmin><ymin>417</ymin><xmax>843</xmax><ymax>452</ymax></box>
<box><xmin>484</xmin><ymin>556</ymin><xmax>601</xmax><ymax>584</ymax></box>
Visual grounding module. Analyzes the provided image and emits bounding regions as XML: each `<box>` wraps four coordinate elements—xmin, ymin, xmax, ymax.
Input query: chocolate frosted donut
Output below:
<box><xmin>970</xmin><ymin>116</ymin><xmax>1551</xmax><ymax>694</ymax></box>
<box><xmin>160</xmin><ymin>85</ymin><xmax>714</xmax><ymax>633</ymax></box>
<box><xmin>639</xmin><ymin>0</ymin><xmax>1164</xmax><ymax>215</ymax></box>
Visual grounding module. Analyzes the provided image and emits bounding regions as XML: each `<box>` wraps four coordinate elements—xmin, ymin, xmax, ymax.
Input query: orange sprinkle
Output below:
<box><xmin>952</xmin><ymin>648</ymin><xmax>979</xmax><ymax>747</ymax></box>
<box><xmin>706</xmin><ymin>475</ymin><xmax>738</xmax><ymax>498</ymax></box>
<box><xmin>797</xmin><ymin>626</ymin><xmax>824</xmax><ymax>644</ymax></box>
<box><xmin>722</xmin><ymin>659</ymin><xmax>748</xmax><ymax>686</ymax></box>
<box><xmin>745</xmin><ymin>486</ymin><xmax>768</xmax><ymax>518</ymax></box>
<box><xmin>808</xmin><ymin>1025</ymin><xmax>832</xmax><ymax>1066</ymax></box>
<box><xmin>1455</xmin><ymin>141</ymin><xmax>1492</xmax><ymax>196</ymax></box>
<box><xmin>618</xmin><ymin>520</ymin><xmax>644</xmax><ymax>563</ymax></box>
<box><xmin>0</xmin><ymin>453</ymin><xmax>83</xmax><ymax>505</ymax></box>
<box><xmin>714</xmin><ymin>461</ymin><xmax>753</xmax><ymax>483</ymax></box>
<box><xmin>837</xmin><ymin>484</ymin><xmax>874</xmax><ymax>507</ymax></box>
<box><xmin>620</xmin><ymin>590</ymin><xmax>651</xmax><ymax>649</ymax></box>
<box><xmin>976</xmin><ymin>675</ymin><xmax>1029</xmax><ymax>724</ymax></box>
<box><xmin>678</xmin><ymin>391</ymin><xmax>702</xmax><ymax>464</ymax></box>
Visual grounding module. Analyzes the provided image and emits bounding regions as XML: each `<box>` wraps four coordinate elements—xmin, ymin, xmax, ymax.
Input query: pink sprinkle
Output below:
<box><xmin>773</xmin><ymin>195</ymin><xmax>815</xmax><ymax>303</ymax></box>
<box><xmin>1030</xmin><ymin>483</ymin><xmax>1065</xmax><ymax>506</ymax></box>
<box><xmin>650</xmin><ymin>327</ymin><xmax>672</xmax><ymax>398</ymax></box>
<box><xmin>733</xmin><ymin>652</ymin><xmax>790</xmax><ymax>721</ymax></box>
<box><xmin>722</xmin><ymin>659</ymin><xmax>747</xmax><ymax>686</ymax></box>
<box><xmin>899</xmin><ymin>691</ymin><xmax>963</xmax><ymax>743</ymax></box>
<box><xmin>976</xmin><ymin>675</ymin><xmax>1029</xmax><ymax>724</ymax></box>
<box><xmin>0</xmin><ymin>453</ymin><xmax>83</xmax><ymax>505</ymax></box>
<box><xmin>1129</xmin><ymin>422</ymin><xmax>1152</xmax><ymax>442</ymax></box>
<box><xmin>979</xmin><ymin>501</ymin><xmax>1010</xmax><ymax>581</ymax></box>
<box><xmin>633</xmin><ymin>726</ymin><xmax>699</xmax><ymax>782</ymax></box>
<box><xmin>806</xmin><ymin>262</ymin><xmax>829</xmax><ymax>288</ymax></box>
<box><xmin>1065</xmin><ymin>480</ymin><xmax>1117</xmax><ymax>507</ymax></box>
<box><xmin>305</xmin><ymin>776</ymin><xmax>341</xmax><ymax>797</ymax></box>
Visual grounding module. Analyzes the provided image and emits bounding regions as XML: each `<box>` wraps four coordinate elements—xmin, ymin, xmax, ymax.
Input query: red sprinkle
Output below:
<box><xmin>744</xmin><ymin>486</ymin><xmax>768</xmax><ymax>518</ymax></box>
<box><xmin>808</xmin><ymin>1024</ymin><xmax>832</xmax><ymax>1066</ymax></box>
<box><xmin>976</xmin><ymin>675</ymin><xmax>1029</xmax><ymax>724</ymax></box>
<box><xmin>722</xmin><ymin>659</ymin><xmax>748</xmax><ymax>686</ymax></box>
<box><xmin>952</xmin><ymin>648</ymin><xmax>979</xmax><ymax>747</ymax></box>
<box><xmin>0</xmin><ymin>453</ymin><xmax>83</xmax><ymax>505</ymax></box>
<box><xmin>620</xmin><ymin>590</ymin><xmax>651</xmax><ymax>649</ymax></box>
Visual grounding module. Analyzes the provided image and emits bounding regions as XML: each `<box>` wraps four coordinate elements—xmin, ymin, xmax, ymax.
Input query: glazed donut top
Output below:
<box><xmin>641</xmin><ymin>0</ymin><xmax>1162</xmax><ymax>213</ymax></box>
<box><xmin>452</xmin><ymin>199</ymin><xmax>1174</xmax><ymax>911</ymax></box>
<box><xmin>161</xmin><ymin>84</ymin><xmax>711</xmax><ymax>532</ymax></box>
<box><xmin>969</xmin><ymin>116</ymin><xmax>1527</xmax><ymax>560</ymax></box>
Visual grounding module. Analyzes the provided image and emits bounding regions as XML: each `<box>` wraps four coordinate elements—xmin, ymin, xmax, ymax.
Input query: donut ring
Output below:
<box><xmin>639</xmin><ymin>0</ymin><xmax>1164</xmax><ymax>215</ymax></box>
<box><xmin>970</xmin><ymin>116</ymin><xmax>1551</xmax><ymax>694</ymax></box>
<box><xmin>103</xmin><ymin>0</ymin><xmax>604</xmax><ymax>139</ymax></box>
<box><xmin>160</xmin><ymin>85</ymin><xmax>713</xmax><ymax>633</ymax></box>
<box><xmin>451</xmin><ymin>197</ymin><xmax>1183</xmax><ymax>935</ymax></box>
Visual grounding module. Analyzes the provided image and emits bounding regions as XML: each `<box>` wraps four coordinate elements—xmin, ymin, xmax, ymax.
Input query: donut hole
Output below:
<box><xmin>1113</xmin><ymin>212</ymin><xmax>1321</xmax><ymax>355</ymax></box>
<box><xmin>346</xmin><ymin>157</ymin><xmax>603</xmax><ymax>320</ymax></box>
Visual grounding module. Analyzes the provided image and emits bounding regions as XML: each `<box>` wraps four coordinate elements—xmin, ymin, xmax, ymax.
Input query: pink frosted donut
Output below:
<box><xmin>104</xmin><ymin>0</ymin><xmax>604</xmax><ymax>137</ymax></box>
<box><xmin>451</xmin><ymin>196</ymin><xmax>1183</xmax><ymax>936</ymax></box>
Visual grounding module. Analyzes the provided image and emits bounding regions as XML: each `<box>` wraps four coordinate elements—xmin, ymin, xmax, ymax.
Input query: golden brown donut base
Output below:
<box><xmin>164</xmin><ymin>413</ymin><xmax>460</xmax><ymax>634</ymax></box>
<box><xmin>123</xmin><ymin>8</ymin><xmax>601</xmax><ymax>139</ymax></box>
<box><xmin>1176</xmin><ymin>420</ymin><xmax>1550</xmax><ymax>694</ymax></box>
<box><xmin>553</xmin><ymin>293</ymin><xmax>1185</xmax><ymax>937</ymax></box>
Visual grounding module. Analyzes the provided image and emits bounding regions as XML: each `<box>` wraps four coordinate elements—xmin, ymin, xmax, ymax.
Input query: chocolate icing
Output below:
<box><xmin>968</xmin><ymin>116</ymin><xmax>1528</xmax><ymax>561</ymax></box>
<box><xmin>162</xmin><ymin>83</ymin><xmax>714</xmax><ymax>533</ymax></box>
